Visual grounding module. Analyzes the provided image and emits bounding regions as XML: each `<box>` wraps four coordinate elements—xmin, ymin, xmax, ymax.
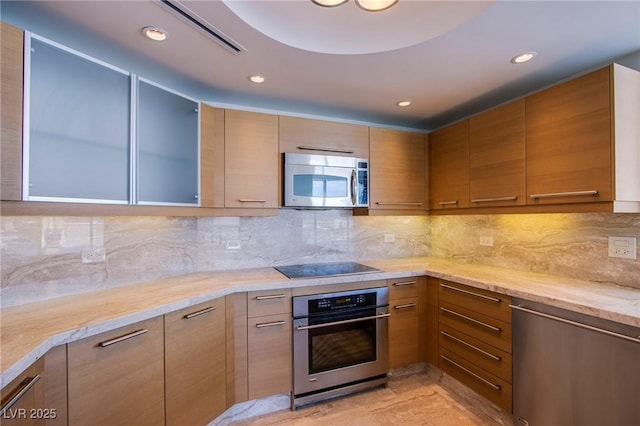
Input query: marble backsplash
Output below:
<box><xmin>0</xmin><ymin>210</ymin><xmax>430</xmax><ymax>306</ymax></box>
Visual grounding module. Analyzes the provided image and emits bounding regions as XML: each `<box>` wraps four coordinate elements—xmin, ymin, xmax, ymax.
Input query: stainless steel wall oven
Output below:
<box><xmin>292</xmin><ymin>287</ymin><xmax>389</xmax><ymax>408</ymax></box>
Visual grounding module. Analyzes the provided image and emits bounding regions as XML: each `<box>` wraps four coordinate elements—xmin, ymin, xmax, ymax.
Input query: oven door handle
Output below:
<box><xmin>295</xmin><ymin>312</ymin><xmax>390</xmax><ymax>331</ymax></box>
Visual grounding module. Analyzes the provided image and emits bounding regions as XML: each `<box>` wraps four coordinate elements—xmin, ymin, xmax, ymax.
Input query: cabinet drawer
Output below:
<box><xmin>439</xmin><ymin>324</ymin><xmax>512</xmax><ymax>383</ymax></box>
<box><xmin>389</xmin><ymin>297</ymin><xmax>419</xmax><ymax>368</ymax></box>
<box><xmin>389</xmin><ymin>278</ymin><xmax>420</xmax><ymax>299</ymax></box>
<box><xmin>0</xmin><ymin>364</ymin><xmax>43</xmax><ymax>426</ymax></box>
<box><xmin>248</xmin><ymin>289</ymin><xmax>292</xmax><ymax>318</ymax></box>
<box><xmin>440</xmin><ymin>348</ymin><xmax>512</xmax><ymax>412</ymax></box>
<box><xmin>439</xmin><ymin>302</ymin><xmax>512</xmax><ymax>353</ymax></box>
<box><xmin>438</xmin><ymin>280</ymin><xmax>511</xmax><ymax>323</ymax></box>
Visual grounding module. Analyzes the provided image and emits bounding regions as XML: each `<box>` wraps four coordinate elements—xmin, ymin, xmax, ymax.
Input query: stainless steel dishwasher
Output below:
<box><xmin>511</xmin><ymin>298</ymin><xmax>640</xmax><ymax>426</ymax></box>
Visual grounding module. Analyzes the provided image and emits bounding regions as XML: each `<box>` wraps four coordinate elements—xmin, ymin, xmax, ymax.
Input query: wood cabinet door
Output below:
<box><xmin>0</xmin><ymin>364</ymin><xmax>43</xmax><ymax>426</ymax></box>
<box><xmin>279</xmin><ymin>116</ymin><xmax>369</xmax><ymax>158</ymax></box>
<box><xmin>389</xmin><ymin>296</ymin><xmax>420</xmax><ymax>368</ymax></box>
<box><xmin>225</xmin><ymin>109</ymin><xmax>279</xmax><ymax>208</ymax></box>
<box><xmin>526</xmin><ymin>67</ymin><xmax>612</xmax><ymax>205</ymax></box>
<box><xmin>165</xmin><ymin>298</ymin><xmax>226</xmax><ymax>426</ymax></box>
<box><xmin>247</xmin><ymin>313</ymin><xmax>292</xmax><ymax>399</ymax></box>
<box><xmin>429</xmin><ymin>120</ymin><xmax>470</xmax><ymax>210</ymax></box>
<box><xmin>469</xmin><ymin>99</ymin><xmax>525</xmax><ymax>207</ymax></box>
<box><xmin>370</xmin><ymin>128</ymin><xmax>426</xmax><ymax>211</ymax></box>
<box><xmin>67</xmin><ymin>317</ymin><xmax>164</xmax><ymax>426</ymax></box>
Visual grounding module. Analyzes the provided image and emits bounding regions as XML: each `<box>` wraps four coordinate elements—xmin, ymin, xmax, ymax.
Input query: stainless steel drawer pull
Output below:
<box><xmin>441</xmin><ymin>331</ymin><xmax>501</xmax><ymax>361</ymax></box>
<box><xmin>441</xmin><ymin>355</ymin><xmax>501</xmax><ymax>391</ymax></box>
<box><xmin>375</xmin><ymin>202</ymin><xmax>423</xmax><ymax>206</ymax></box>
<box><xmin>509</xmin><ymin>304</ymin><xmax>640</xmax><ymax>344</ymax></box>
<box><xmin>0</xmin><ymin>375</ymin><xmax>41</xmax><ymax>416</ymax></box>
<box><xmin>255</xmin><ymin>294</ymin><xmax>287</xmax><ymax>300</ymax></box>
<box><xmin>529</xmin><ymin>190</ymin><xmax>598</xmax><ymax>199</ymax></box>
<box><xmin>99</xmin><ymin>329</ymin><xmax>148</xmax><ymax>347</ymax></box>
<box><xmin>297</xmin><ymin>146</ymin><xmax>355</xmax><ymax>154</ymax></box>
<box><xmin>440</xmin><ymin>307</ymin><xmax>501</xmax><ymax>332</ymax></box>
<box><xmin>394</xmin><ymin>303</ymin><xmax>417</xmax><ymax>310</ymax></box>
<box><xmin>471</xmin><ymin>196</ymin><xmax>517</xmax><ymax>203</ymax></box>
<box><xmin>393</xmin><ymin>280</ymin><xmax>417</xmax><ymax>287</ymax></box>
<box><xmin>184</xmin><ymin>306</ymin><xmax>216</xmax><ymax>319</ymax></box>
<box><xmin>297</xmin><ymin>313</ymin><xmax>390</xmax><ymax>331</ymax></box>
<box><xmin>255</xmin><ymin>320</ymin><xmax>286</xmax><ymax>328</ymax></box>
<box><xmin>238</xmin><ymin>199</ymin><xmax>267</xmax><ymax>203</ymax></box>
<box><xmin>439</xmin><ymin>200</ymin><xmax>458</xmax><ymax>206</ymax></box>
<box><xmin>440</xmin><ymin>283</ymin><xmax>501</xmax><ymax>303</ymax></box>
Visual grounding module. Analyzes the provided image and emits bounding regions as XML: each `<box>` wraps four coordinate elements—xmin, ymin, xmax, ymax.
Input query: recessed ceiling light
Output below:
<box><xmin>356</xmin><ymin>0</ymin><xmax>399</xmax><ymax>12</ymax></box>
<box><xmin>511</xmin><ymin>51</ymin><xmax>537</xmax><ymax>64</ymax></box>
<box><xmin>142</xmin><ymin>26</ymin><xmax>168</xmax><ymax>41</ymax></box>
<box><xmin>311</xmin><ymin>0</ymin><xmax>348</xmax><ymax>7</ymax></box>
<box><xmin>249</xmin><ymin>75</ymin><xmax>265</xmax><ymax>84</ymax></box>
<box><xmin>397</xmin><ymin>100</ymin><xmax>411</xmax><ymax>107</ymax></box>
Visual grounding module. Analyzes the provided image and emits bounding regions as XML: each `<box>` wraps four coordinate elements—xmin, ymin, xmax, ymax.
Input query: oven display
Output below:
<box><xmin>308</xmin><ymin>292</ymin><xmax>377</xmax><ymax>314</ymax></box>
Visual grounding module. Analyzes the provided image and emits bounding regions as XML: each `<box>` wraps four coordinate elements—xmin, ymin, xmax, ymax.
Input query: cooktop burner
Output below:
<box><xmin>274</xmin><ymin>261</ymin><xmax>382</xmax><ymax>279</ymax></box>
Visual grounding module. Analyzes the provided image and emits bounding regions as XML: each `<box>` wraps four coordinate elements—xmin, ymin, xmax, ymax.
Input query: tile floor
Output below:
<box><xmin>231</xmin><ymin>366</ymin><xmax>513</xmax><ymax>426</ymax></box>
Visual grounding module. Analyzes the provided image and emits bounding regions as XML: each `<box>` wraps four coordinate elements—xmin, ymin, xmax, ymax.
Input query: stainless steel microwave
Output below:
<box><xmin>283</xmin><ymin>153</ymin><xmax>369</xmax><ymax>208</ymax></box>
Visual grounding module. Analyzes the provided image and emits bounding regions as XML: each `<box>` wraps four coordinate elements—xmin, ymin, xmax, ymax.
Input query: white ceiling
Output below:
<box><xmin>4</xmin><ymin>0</ymin><xmax>640</xmax><ymax>130</ymax></box>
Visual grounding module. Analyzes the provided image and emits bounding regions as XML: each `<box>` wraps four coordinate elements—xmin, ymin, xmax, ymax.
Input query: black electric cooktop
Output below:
<box><xmin>274</xmin><ymin>262</ymin><xmax>382</xmax><ymax>279</ymax></box>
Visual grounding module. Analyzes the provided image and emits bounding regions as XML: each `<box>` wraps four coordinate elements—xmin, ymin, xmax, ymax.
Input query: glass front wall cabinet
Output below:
<box><xmin>25</xmin><ymin>34</ymin><xmax>131</xmax><ymax>203</ymax></box>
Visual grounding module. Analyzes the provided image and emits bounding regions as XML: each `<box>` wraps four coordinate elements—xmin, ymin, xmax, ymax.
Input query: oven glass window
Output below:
<box><xmin>293</xmin><ymin>174</ymin><xmax>348</xmax><ymax>198</ymax></box>
<box><xmin>308</xmin><ymin>317</ymin><xmax>376</xmax><ymax>374</ymax></box>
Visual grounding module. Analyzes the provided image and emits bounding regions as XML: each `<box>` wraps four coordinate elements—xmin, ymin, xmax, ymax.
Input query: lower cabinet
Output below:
<box><xmin>165</xmin><ymin>298</ymin><xmax>226</xmax><ymax>426</ymax></box>
<box><xmin>388</xmin><ymin>277</ymin><xmax>426</xmax><ymax>368</ymax></box>
<box><xmin>67</xmin><ymin>317</ymin><xmax>165</xmax><ymax>426</ymax></box>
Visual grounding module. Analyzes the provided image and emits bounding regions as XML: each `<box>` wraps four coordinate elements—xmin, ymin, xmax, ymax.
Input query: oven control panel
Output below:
<box><xmin>309</xmin><ymin>292</ymin><xmax>377</xmax><ymax>314</ymax></box>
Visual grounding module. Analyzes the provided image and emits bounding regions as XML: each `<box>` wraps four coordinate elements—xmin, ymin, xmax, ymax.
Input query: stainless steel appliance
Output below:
<box><xmin>283</xmin><ymin>153</ymin><xmax>369</xmax><ymax>208</ymax></box>
<box><xmin>292</xmin><ymin>286</ymin><xmax>389</xmax><ymax>407</ymax></box>
<box><xmin>274</xmin><ymin>261</ymin><xmax>381</xmax><ymax>280</ymax></box>
<box><xmin>511</xmin><ymin>298</ymin><xmax>640</xmax><ymax>426</ymax></box>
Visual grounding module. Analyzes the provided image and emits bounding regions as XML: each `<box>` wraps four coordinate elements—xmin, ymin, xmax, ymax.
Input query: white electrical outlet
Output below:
<box><xmin>226</xmin><ymin>240</ymin><xmax>241</xmax><ymax>250</ymax></box>
<box><xmin>608</xmin><ymin>236</ymin><xmax>637</xmax><ymax>260</ymax></box>
<box><xmin>384</xmin><ymin>234</ymin><xmax>396</xmax><ymax>243</ymax></box>
<box><xmin>82</xmin><ymin>248</ymin><xmax>106</xmax><ymax>263</ymax></box>
<box><xmin>479</xmin><ymin>236</ymin><xmax>494</xmax><ymax>247</ymax></box>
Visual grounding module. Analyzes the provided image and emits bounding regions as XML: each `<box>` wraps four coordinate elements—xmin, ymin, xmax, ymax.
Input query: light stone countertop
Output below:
<box><xmin>1</xmin><ymin>257</ymin><xmax>639</xmax><ymax>388</ymax></box>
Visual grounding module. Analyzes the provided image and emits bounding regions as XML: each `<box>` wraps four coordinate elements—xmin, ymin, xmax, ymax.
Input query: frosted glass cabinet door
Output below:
<box><xmin>137</xmin><ymin>81</ymin><xmax>199</xmax><ymax>205</ymax></box>
<box><xmin>27</xmin><ymin>38</ymin><xmax>130</xmax><ymax>202</ymax></box>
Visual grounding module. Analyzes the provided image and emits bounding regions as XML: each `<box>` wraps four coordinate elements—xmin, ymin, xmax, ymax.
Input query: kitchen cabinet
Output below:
<box><xmin>369</xmin><ymin>128</ymin><xmax>427</xmax><ymax>214</ymax></box>
<box><xmin>165</xmin><ymin>298</ymin><xmax>226</xmax><ymax>426</ymax></box>
<box><xmin>526</xmin><ymin>64</ymin><xmax>640</xmax><ymax>211</ymax></box>
<box><xmin>1</xmin><ymin>22</ymin><xmax>23</xmax><ymax>201</ymax></box>
<box><xmin>429</xmin><ymin>120</ymin><xmax>470</xmax><ymax>210</ymax></box>
<box><xmin>388</xmin><ymin>277</ymin><xmax>426</xmax><ymax>368</ymax></box>
<box><xmin>67</xmin><ymin>317</ymin><xmax>164</xmax><ymax>426</ymax></box>
<box><xmin>247</xmin><ymin>289</ymin><xmax>292</xmax><ymax>399</ymax></box>
<box><xmin>424</xmin><ymin>277</ymin><xmax>440</xmax><ymax>366</ymax></box>
<box><xmin>226</xmin><ymin>292</ymin><xmax>249</xmax><ymax>406</ymax></box>
<box><xmin>469</xmin><ymin>99</ymin><xmax>525</xmax><ymax>208</ymax></box>
<box><xmin>279</xmin><ymin>116</ymin><xmax>369</xmax><ymax>158</ymax></box>
<box><xmin>137</xmin><ymin>79</ymin><xmax>199</xmax><ymax>205</ymax></box>
<box><xmin>437</xmin><ymin>279</ymin><xmax>512</xmax><ymax>412</ymax></box>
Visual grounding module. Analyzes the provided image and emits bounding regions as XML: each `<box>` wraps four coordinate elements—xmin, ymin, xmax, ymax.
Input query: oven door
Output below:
<box><xmin>284</xmin><ymin>163</ymin><xmax>356</xmax><ymax>208</ymax></box>
<box><xmin>293</xmin><ymin>306</ymin><xmax>389</xmax><ymax>396</ymax></box>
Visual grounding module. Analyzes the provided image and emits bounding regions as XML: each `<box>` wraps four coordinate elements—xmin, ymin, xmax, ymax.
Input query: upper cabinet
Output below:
<box><xmin>369</xmin><ymin>127</ymin><xmax>427</xmax><ymax>213</ymax></box>
<box><xmin>279</xmin><ymin>116</ymin><xmax>369</xmax><ymax>158</ymax></box>
<box><xmin>526</xmin><ymin>65</ymin><xmax>640</xmax><ymax>212</ymax></box>
<box><xmin>429</xmin><ymin>120</ymin><xmax>470</xmax><ymax>210</ymax></box>
<box><xmin>469</xmin><ymin>99</ymin><xmax>526</xmax><ymax>208</ymax></box>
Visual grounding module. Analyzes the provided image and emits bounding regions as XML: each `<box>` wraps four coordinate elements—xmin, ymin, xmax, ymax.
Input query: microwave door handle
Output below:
<box><xmin>351</xmin><ymin>169</ymin><xmax>357</xmax><ymax>206</ymax></box>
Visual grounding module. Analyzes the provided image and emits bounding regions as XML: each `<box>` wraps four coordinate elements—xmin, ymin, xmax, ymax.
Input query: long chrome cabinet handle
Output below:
<box><xmin>375</xmin><ymin>202</ymin><xmax>423</xmax><ymax>206</ymax></box>
<box><xmin>471</xmin><ymin>196</ymin><xmax>517</xmax><ymax>203</ymax></box>
<box><xmin>393</xmin><ymin>280</ymin><xmax>417</xmax><ymax>287</ymax></box>
<box><xmin>440</xmin><ymin>283</ymin><xmax>501</xmax><ymax>303</ymax></box>
<box><xmin>441</xmin><ymin>355</ymin><xmax>501</xmax><ymax>391</ymax></box>
<box><xmin>255</xmin><ymin>320</ymin><xmax>286</xmax><ymax>328</ymax></box>
<box><xmin>439</xmin><ymin>200</ymin><xmax>458</xmax><ymax>206</ymax></box>
<box><xmin>509</xmin><ymin>304</ymin><xmax>640</xmax><ymax>344</ymax></box>
<box><xmin>0</xmin><ymin>375</ymin><xmax>41</xmax><ymax>416</ymax></box>
<box><xmin>99</xmin><ymin>329</ymin><xmax>148</xmax><ymax>347</ymax></box>
<box><xmin>255</xmin><ymin>294</ymin><xmax>287</xmax><ymax>300</ymax></box>
<box><xmin>238</xmin><ymin>199</ymin><xmax>267</xmax><ymax>203</ymax></box>
<box><xmin>529</xmin><ymin>190</ymin><xmax>598</xmax><ymax>199</ymax></box>
<box><xmin>440</xmin><ymin>307</ymin><xmax>501</xmax><ymax>332</ymax></box>
<box><xmin>441</xmin><ymin>331</ymin><xmax>501</xmax><ymax>361</ymax></box>
<box><xmin>394</xmin><ymin>303</ymin><xmax>417</xmax><ymax>310</ymax></box>
<box><xmin>184</xmin><ymin>306</ymin><xmax>215</xmax><ymax>319</ymax></box>
<box><xmin>296</xmin><ymin>313</ymin><xmax>390</xmax><ymax>331</ymax></box>
<box><xmin>297</xmin><ymin>145</ymin><xmax>355</xmax><ymax>154</ymax></box>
